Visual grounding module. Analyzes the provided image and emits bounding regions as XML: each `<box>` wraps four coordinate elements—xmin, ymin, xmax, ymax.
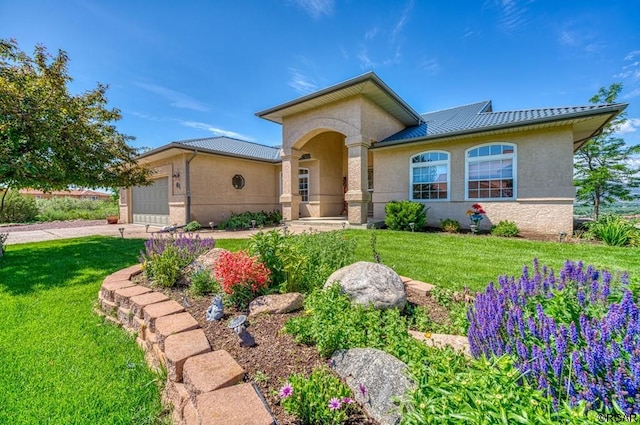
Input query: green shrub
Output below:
<box><xmin>279</xmin><ymin>367</ymin><xmax>355</xmax><ymax>425</ymax></box>
<box><xmin>384</xmin><ymin>201</ymin><xmax>427</xmax><ymax>231</ymax></box>
<box><xmin>0</xmin><ymin>190</ymin><xmax>39</xmax><ymax>223</ymax></box>
<box><xmin>184</xmin><ymin>220</ymin><xmax>201</xmax><ymax>232</ymax></box>
<box><xmin>248</xmin><ymin>230</ymin><xmax>356</xmax><ymax>293</ymax></box>
<box><xmin>36</xmin><ymin>197</ymin><xmax>117</xmax><ymax>221</ymax></box>
<box><xmin>219</xmin><ymin>210</ymin><xmax>282</xmax><ymax>230</ymax></box>
<box><xmin>189</xmin><ymin>267</ymin><xmax>219</xmax><ymax>296</ymax></box>
<box><xmin>490</xmin><ymin>220</ymin><xmax>519</xmax><ymax>237</ymax></box>
<box><xmin>587</xmin><ymin>214</ymin><xmax>637</xmax><ymax>246</ymax></box>
<box><xmin>440</xmin><ymin>218</ymin><xmax>460</xmax><ymax>233</ymax></box>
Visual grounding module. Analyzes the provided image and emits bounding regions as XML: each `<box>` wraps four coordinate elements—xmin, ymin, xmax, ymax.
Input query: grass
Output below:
<box><xmin>346</xmin><ymin>229</ymin><xmax>639</xmax><ymax>291</ymax></box>
<box><xmin>0</xmin><ymin>237</ymin><xmax>164</xmax><ymax>424</ymax></box>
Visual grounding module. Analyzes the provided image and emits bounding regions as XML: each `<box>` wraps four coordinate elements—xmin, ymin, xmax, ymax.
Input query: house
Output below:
<box><xmin>119</xmin><ymin>72</ymin><xmax>627</xmax><ymax>235</ymax></box>
<box><xmin>19</xmin><ymin>189</ymin><xmax>112</xmax><ymax>201</ymax></box>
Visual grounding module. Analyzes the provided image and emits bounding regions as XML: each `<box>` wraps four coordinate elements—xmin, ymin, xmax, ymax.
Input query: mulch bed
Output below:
<box><xmin>140</xmin><ymin>277</ymin><xmax>453</xmax><ymax>425</ymax></box>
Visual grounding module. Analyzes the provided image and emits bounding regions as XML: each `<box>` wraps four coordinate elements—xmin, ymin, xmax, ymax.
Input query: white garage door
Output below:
<box><xmin>131</xmin><ymin>177</ymin><xmax>170</xmax><ymax>226</ymax></box>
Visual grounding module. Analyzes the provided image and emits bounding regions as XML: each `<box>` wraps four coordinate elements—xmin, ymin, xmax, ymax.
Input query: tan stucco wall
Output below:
<box><xmin>119</xmin><ymin>153</ymin><xmax>279</xmax><ymax>226</ymax></box>
<box><xmin>372</xmin><ymin>126</ymin><xmax>575</xmax><ymax>235</ymax></box>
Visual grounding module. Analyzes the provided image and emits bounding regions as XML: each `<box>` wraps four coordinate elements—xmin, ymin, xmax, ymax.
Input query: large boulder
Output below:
<box><xmin>330</xmin><ymin>348</ymin><xmax>413</xmax><ymax>425</ymax></box>
<box><xmin>248</xmin><ymin>293</ymin><xmax>304</xmax><ymax>316</ymax></box>
<box><xmin>184</xmin><ymin>248</ymin><xmax>229</xmax><ymax>276</ymax></box>
<box><xmin>324</xmin><ymin>261</ymin><xmax>406</xmax><ymax>310</ymax></box>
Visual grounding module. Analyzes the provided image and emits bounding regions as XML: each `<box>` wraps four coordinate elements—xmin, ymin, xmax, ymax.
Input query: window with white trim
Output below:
<box><xmin>410</xmin><ymin>151</ymin><xmax>449</xmax><ymax>200</ymax></box>
<box><xmin>466</xmin><ymin>144</ymin><xmax>515</xmax><ymax>199</ymax></box>
<box><xmin>299</xmin><ymin>168</ymin><xmax>309</xmax><ymax>202</ymax></box>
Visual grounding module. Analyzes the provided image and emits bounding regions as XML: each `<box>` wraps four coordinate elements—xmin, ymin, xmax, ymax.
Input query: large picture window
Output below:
<box><xmin>410</xmin><ymin>151</ymin><xmax>449</xmax><ymax>200</ymax></box>
<box><xmin>466</xmin><ymin>144</ymin><xmax>515</xmax><ymax>199</ymax></box>
<box><xmin>299</xmin><ymin>168</ymin><xmax>309</xmax><ymax>202</ymax></box>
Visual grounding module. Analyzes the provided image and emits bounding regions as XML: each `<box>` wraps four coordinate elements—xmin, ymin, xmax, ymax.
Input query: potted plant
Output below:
<box><xmin>106</xmin><ymin>215</ymin><xmax>119</xmax><ymax>224</ymax></box>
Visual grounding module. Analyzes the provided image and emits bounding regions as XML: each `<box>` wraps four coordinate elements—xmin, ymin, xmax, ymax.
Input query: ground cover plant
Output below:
<box><xmin>585</xmin><ymin>214</ymin><xmax>638</xmax><ymax>247</ymax></box>
<box><xmin>218</xmin><ymin>210</ymin><xmax>282</xmax><ymax>230</ymax></box>
<box><xmin>0</xmin><ymin>237</ymin><xmax>164</xmax><ymax>424</ymax></box>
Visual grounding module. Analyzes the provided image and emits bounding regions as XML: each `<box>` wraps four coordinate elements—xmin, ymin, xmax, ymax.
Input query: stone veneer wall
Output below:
<box><xmin>96</xmin><ymin>265</ymin><xmax>275</xmax><ymax>425</ymax></box>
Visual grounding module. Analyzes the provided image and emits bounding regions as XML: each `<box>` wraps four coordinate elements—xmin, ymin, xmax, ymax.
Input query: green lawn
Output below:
<box><xmin>344</xmin><ymin>229</ymin><xmax>639</xmax><ymax>291</ymax></box>
<box><xmin>0</xmin><ymin>237</ymin><xmax>164</xmax><ymax>425</ymax></box>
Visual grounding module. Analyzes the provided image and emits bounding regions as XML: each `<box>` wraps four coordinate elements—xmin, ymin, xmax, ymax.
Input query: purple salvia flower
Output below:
<box><xmin>569</xmin><ymin>322</ymin><xmax>579</xmax><ymax>345</ymax></box>
<box><xmin>577</xmin><ymin>290</ymin><xmax>586</xmax><ymax>307</ymax></box>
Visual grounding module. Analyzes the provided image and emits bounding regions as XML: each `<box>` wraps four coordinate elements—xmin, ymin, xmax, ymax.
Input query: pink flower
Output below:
<box><xmin>279</xmin><ymin>383</ymin><xmax>293</xmax><ymax>399</ymax></box>
<box><xmin>328</xmin><ymin>397</ymin><xmax>342</xmax><ymax>410</ymax></box>
<box><xmin>358</xmin><ymin>383</ymin><xmax>367</xmax><ymax>398</ymax></box>
<box><xmin>342</xmin><ymin>397</ymin><xmax>355</xmax><ymax>404</ymax></box>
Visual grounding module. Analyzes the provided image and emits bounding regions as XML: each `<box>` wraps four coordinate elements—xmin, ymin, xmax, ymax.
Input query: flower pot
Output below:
<box><xmin>106</xmin><ymin>216</ymin><xmax>119</xmax><ymax>224</ymax></box>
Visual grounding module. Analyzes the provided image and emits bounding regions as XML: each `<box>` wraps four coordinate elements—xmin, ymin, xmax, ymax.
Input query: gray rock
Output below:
<box><xmin>184</xmin><ymin>248</ymin><xmax>229</xmax><ymax>278</ymax></box>
<box><xmin>248</xmin><ymin>293</ymin><xmax>304</xmax><ymax>316</ymax></box>
<box><xmin>330</xmin><ymin>348</ymin><xmax>413</xmax><ymax>425</ymax></box>
<box><xmin>324</xmin><ymin>261</ymin><xmax>406</xmax><ymax>310</ymax></box>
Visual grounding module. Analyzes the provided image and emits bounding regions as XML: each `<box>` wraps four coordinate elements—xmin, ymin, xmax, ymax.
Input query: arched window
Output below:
<box><xmin>410</xmin><ymin>151</ymin><xmax>449</xmax><ymax>200</ymax></box>
<box><xmin>465</xmin><ymin>143</ymin><xmax>516</xmax><ymax>199</ymax></box>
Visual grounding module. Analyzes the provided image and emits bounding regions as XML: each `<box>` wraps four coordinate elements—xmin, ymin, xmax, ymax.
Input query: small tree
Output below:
<box><xmin>574</xmin><ymin>83</ymin><xmax>640</xmax><ymax>219</ymax></box>
<box><xmin>0</xmin><ymin>39</ymin><xmax>150</xmax><ymax>213</ymax></box>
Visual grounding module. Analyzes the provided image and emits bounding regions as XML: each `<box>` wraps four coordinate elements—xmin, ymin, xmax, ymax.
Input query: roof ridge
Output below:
<box><xmin>177</xmin><ymin>136</ymin><xmax>279</xmax><ymax>150</ymax></box>
<box><xmin>420</xmin><ymin>100</ymin><xmax>491</xmax><ymax>116</ymax></box>
<box><xmin>479</xmin><ymin>102</ymin><xmax>626</xmax><ymax>115</ymax></box>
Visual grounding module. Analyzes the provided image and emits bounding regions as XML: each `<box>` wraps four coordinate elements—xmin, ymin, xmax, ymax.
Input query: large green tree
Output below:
<box><xmin>0</xmin><ymin>39</ymin><xmax>150</xmax><ymax>211</ymax></box>
<box><xmin>574</xmin><ymin>83</ymin><xmax>640</xmax><ymax>219</ymax></box>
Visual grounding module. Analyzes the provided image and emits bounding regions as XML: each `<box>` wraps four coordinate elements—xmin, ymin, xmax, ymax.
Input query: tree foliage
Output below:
<box><xmin>574</xmin><ymin>83</ymin><xmax>640</xmax><ymax>219</ymax></box>
<box><xmin>0</xmin><ymin>39</ymin><xmax>150</xmax><ymax>210</ymax></box>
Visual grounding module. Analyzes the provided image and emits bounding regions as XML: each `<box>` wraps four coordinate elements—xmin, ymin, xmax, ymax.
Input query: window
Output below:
<box><xmin>299</xmin><ymin>168</ymin><xmax>309</xmax><ymax>202</ymax></box>
<box><xmin>466</xmin><ymin>144</ymin><xmax>515</xmax><ymax>199</ymax></box>
<box><xmin>410</xmin><ymin>151</ymin><xmax>449</xmax><ymax>200</ymax></box>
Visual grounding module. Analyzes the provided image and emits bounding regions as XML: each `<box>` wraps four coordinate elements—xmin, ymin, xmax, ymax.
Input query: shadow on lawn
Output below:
<box><xmin>0</xmin><ymin>236</ymin><xmax>145</xmax><ymax>296</ymax></box>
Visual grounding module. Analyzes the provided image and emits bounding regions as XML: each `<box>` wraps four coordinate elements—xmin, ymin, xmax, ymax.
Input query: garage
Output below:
<box><xmin>131</xmin><ymin>177</ymin><xmax>169</xmax><ymax>226</ymax></box>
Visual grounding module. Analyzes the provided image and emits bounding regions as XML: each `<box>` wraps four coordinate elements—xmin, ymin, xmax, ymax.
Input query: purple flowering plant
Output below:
<box><xmin>467</xmin><ymin>259</ymin><xmax>639</xmax><ymax>415</ymax></box>
<box><xmin>139</xmin><ymin>232</ymin><xmax>215</xmax><ymax>287</ymax></box>
<box><xmin>278</xmin><ymin>367</ymin><xmax>356</xmax><ymax>425</ymax></box>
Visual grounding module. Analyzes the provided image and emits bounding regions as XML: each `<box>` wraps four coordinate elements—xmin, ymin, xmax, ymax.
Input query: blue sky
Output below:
<box><xmin>1</xmin><ymin>0</ymin><xmax>639</xmax><ymax>151</ymax></box>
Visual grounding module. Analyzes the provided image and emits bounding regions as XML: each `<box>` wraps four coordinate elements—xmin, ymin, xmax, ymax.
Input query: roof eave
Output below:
<box><xmin>255</xmin><ymin>72</ymin><xmax>422</xmax><ymax>126</ymax></box>
<box><xmin>137</xmin><ymin>143</ymin><xmax>280</xmax><ymax>164</ymax></box>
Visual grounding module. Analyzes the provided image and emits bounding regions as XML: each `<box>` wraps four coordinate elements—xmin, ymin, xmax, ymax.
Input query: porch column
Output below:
<box><xmin>345</xmin><ymin>135</ymin><xmax>371</xmax><ymax>225</ymax></box>
<box><xmin>280</xmin><ymin>148</ymin><xmax>301</xmax><ymax>222</ymax></box>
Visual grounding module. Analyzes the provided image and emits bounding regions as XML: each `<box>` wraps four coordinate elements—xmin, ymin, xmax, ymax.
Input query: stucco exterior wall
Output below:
<box><xmin>372</xmin><ymin>126</ymin><xmax>575</xmax><ymax>235</ymax></box>
<box><xmin>119</xmin><ymin>153</ymin><xmax>279</xmax><ymax>226</ymax></box>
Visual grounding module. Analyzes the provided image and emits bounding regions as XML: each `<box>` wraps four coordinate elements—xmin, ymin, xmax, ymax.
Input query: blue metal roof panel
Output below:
<box><xmin>176</xmin><ymin>137</ymin><xmax>281</xmax><ymax>161</ymax></box>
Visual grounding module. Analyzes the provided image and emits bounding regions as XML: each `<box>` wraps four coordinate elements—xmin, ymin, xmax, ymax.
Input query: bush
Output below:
<box><xmin>0</xmin><ymin>190</ymin><xmax>39</xmax><ymax>223</ymax></box>
<box><xmin>384</xmin><ymin>201</ymin><xmax>427</xmax><ymax>231</ymax></box>
<box><xmin>219</xmin><ymin>210</ymin><xmax>282</xmax><ymax>230</ymax></box>
<box><xmin>213</xmin><ymin>250</ymin><xmax>271</xmax><ymax>309</ymax></box>
<box><xmin>140</xmin><ymin>233</ymin><xmax>215</xmax><ymax>287</ymax></box>
<box><xmin>278</xmin><ymin>367</ymin><xmax>356</xmax><ymax>425</ymax></box>
<box><xmin>184</xmin><ymin>220</ymin><xmax>201</xmax><ymax>232</ymax></box>
<box><xmin>490</xmin><ymin>220</ymin><xmax>519</xmax><ymax>237</ymax></box>
<box><xmin>467</xmin><ymin>259</ymin><xmax>639</xmax><ymax>415</ymax></box>
<box><xmin>36</xmin><ymin>197</ymin><xmax>117</xmax><ymax>221</ymax></box>
<box><xmin>440</xmin><ymin>218</ymin><xmax>460</xmax><ymax>233</ymax></box>
<box><xmin>189</xmin><ymin>266</ymin><xmax>219</xmax><ymax>296</ymax></box>
<box><xmin>248</xmin><ymin>230</ymin><xmax>356</xmax><ymax>293</ymax></box>
<box><xmin>587</xmin><ymin>214</ymin><xmax>637</xmax><ymax>247</ymax></box>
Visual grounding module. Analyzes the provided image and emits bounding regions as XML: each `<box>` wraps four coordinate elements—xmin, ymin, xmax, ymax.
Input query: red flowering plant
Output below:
<box><xmin>466</xmin><ymin>203</ymin><xmax>486</xmax><ymax>226</ymax></box>
<box><xmin>213</xmin><ymin>250</ymin><xmax>271</xmax><ymax>309</ymax></box>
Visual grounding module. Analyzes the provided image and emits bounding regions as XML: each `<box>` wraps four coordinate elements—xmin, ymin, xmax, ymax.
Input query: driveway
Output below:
<box><xmin>1</xmin><ymin>220</ymin><xmax>261</xmax><ymax>245</ymax></box>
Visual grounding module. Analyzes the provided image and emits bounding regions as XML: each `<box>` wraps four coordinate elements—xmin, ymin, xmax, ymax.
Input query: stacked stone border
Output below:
<box><xmin>95</xmin><ymin>264</ymin><xmax>275</xmax><ymax>425</ymax></box>
<box><xmin>95</xmin><ymin>266</ymin><xmax>471</xmax><ymax>425</ymax></box>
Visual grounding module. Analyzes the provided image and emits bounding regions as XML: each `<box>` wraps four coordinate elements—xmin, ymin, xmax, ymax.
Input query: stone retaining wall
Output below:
<box><xmin>96</xmin><ymin>265</ymin><xmax>275</xmax><ymax>425</ymax></box>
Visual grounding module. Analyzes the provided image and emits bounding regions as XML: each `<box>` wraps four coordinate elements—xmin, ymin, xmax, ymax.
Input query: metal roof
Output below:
<box><xmin>138</xmin><ymin>136</ymin><xmax>281</xmax><ymax>162</ymax></box>
<box><xmin>378</xmin><ymin>101</ymin><xmax>628</xmax><ymax>146</ymax></box>
<box><xmin>256</xmin><ymin>72</ymin><xmax>422</xmax><ymax>126</ymax></box>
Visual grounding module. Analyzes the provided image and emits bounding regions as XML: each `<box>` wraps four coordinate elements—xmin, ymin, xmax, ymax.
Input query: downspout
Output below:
<box><xmin>185</xmin><ymin>150</ymin><xmax>198</xmax><ymax>224</ymax></box>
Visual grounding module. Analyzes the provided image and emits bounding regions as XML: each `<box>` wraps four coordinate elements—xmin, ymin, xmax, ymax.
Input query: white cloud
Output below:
<box><xmin>615</xmin><ymin>118</ymin><xmax>640</xmax><ymax>135</ymax></box>
<box><xmin>288</xmin><ymin>68</ymin><xmax>318</xmax><ymax>94</ymax></box>
<box><xmin>494</xmin><ymin>0</ymin><xmax>529</xmax><ymax>32</ymax></box>
<box><xmin>419</xmin><ymin>57</ymin><xmax>439</xmax><ymax>74</ymax></box>
<box><xmin>559</xmin><ymin>30</ymin><xmax>576</xmax><ymax>46</ymax></box>
<box><xmin>463</xmin><ymin>27</ymin><xmax>481</xmax><ymax>38</ymax></box>
<box><xmin>625</xmin><ymin>50</ymin><xmax>640</xmax><ymax>61</ymax></box>
<box><xmin>357</xmin><ymin>49</ymin><xmax>376</xmax><ymax>70</ymax></box>
<box><xmin>364</xmin><ymin>27</ymin><xmax>378</xmax><ymax>41</ymax></box>
<box><xmin>288</xmin><ymin>0</ymin><xmax>333</xmax><ymax>18</ymax></box>
<box><xmin>622</xmin><ymin>88</ymin><xmax>640</xmax><ymax>100</ymax></box>
<box><xmin>180</xmin><ymin>121</ymin><xmax>254</xmax><ymax>141</ymax></box>
<box><xmin>392</xmin><ymin>0</ymin><xmax>413</xmax><ymax>42</ymax></box>
<box><xmin>135</xmin><ymin>82</ymin><xmax>209</xmax><ymax>112</ymax></box>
